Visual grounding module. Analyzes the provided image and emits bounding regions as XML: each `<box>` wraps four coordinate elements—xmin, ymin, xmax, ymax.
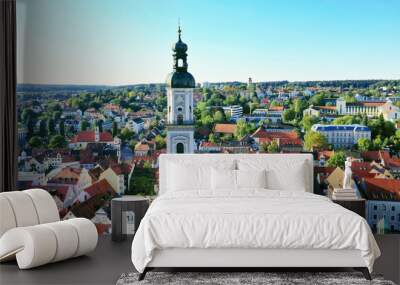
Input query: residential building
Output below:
<box><xmin>214</xmin><ymin>123</ymin><xmax>237</xmax><ymax>137</ymax></box>
<box><xmin>251</xmin><ymin>127</ymin><xmax>303</xmax><ymax>153</ymax></box>
<box><xmin>311</xmin><ymin>124</ymin><xmax>371</xmax><ymax>149</ymax></box>
<box><xmin>134</xmin><ymin>142</ymin><xmax>150</xmax><ymax>157</ymax></box>
<box><xmin>69</xmin><ymin>127</ymin><xmax>114</xmax><ymax>149</ymax></box>
<box><xmin>223</xmin><ymin>105</ymin><xmax>243</xmax><ymax>120</ymax></box>
<box><xmin>303</xmin><ymin>105</ymin><xmax>337</xmax><ymax>117</ymax></box>
<box><xmin>99</xmin><ymin>163</ymin><xmax>133</xmax><ymax>195</ymax></box>
<box><xmin>126</xmin><ymin>118</ymin><xmax>145</xmax><ymax>134</ymax></box>
<box><xmin>336</xmin><ymin>98</ymin><xmax>400</xmax><ymax>121</ymax></box>
<box><xmin>75</xmin><ymin>179</ymin><xmax>116</xmax><ymax>203</ymax></box>
<box><xmin>364</xmin><ymin>178</ymin><xmax>400</xmax><ymax>233</ymax></box>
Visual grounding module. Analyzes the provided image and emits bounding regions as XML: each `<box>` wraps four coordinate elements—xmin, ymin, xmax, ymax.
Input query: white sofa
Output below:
<box><xmin>0</xmin><ymin>188</ymin><xmax>98</xmax><ymax>269</ymax></box>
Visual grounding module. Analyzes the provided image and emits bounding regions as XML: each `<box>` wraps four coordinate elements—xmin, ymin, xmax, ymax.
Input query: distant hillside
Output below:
<box><xmin>17</xmin><ymin>84</ymin><xmax>111</xmax><ymax>93</ymax></box>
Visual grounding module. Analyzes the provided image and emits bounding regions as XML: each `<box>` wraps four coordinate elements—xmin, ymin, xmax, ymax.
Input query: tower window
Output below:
<box><xmin>176</xmin><ymin>142</ymin><xmax>184</xmax><ymax>154</ymax></box>
<box><xmin>177</xmin><ymin>107</ymin><xmax>183</xmax><ymax>112</ymax></box>
<box><xmin>178</xmin><ymin>59</ymin><xmax>183</xmax><ymax>67</ymax></box>
<box><xmin>177</xmin><ymin>114</ymin><xmax>183</xmax><ymax>125</ymax></box>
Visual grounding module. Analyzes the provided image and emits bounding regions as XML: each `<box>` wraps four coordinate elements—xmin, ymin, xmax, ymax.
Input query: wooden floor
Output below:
<box><xmin>0</xmin><ymin>235</ymin><xmax>399</xmax><ymax>285</ymax></box>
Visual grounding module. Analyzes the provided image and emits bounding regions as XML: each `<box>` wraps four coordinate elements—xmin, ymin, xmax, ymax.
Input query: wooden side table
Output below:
<box><xmin>332</xmin><ymin>198</ymin><xmax>366</xmax><ymax>218</ymax></box>
<box><xmin>111</xmin><ymin>196</ymin><xmax>150</xmax><ymax>242</ymax></box>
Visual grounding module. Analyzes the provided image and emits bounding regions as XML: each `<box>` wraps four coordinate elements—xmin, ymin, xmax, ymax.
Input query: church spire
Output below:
<box><xmin>172</xmin><ymin>24</ymin><xmax>188</xmax><ymax>72</ymax></box>
<box><xmin>178</xmin><ymin>20</ymin><xmax>182</xmax><ymax>41</ymax></box>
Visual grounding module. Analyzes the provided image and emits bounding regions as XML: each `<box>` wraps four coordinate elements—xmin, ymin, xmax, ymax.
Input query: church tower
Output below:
<box><xmin>165</xmin><ymin>26</ymin><xmax>195</xmax><ymax>153</ymax></box>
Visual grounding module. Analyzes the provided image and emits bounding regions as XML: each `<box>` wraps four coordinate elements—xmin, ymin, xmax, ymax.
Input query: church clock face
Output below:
<box><xmin>175</xmin><ymin>94</ymin><xmax>185</xmax><ymax>106</ymax></box>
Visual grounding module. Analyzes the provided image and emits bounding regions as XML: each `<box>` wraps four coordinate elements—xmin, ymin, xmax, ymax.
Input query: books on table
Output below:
<box><xmin>332</xmin><ymin>188</ymin><xmax>358</xmax><ymax>200</ymax></box>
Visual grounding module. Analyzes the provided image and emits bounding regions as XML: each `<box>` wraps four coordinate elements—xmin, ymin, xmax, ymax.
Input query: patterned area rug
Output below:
<box><xmin>116</xmin><ymin>272</ymin><xmax>395</xmax><ymax>285</ymax></box>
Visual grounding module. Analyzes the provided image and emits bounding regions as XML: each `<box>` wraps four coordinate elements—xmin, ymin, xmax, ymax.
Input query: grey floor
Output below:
<box><xmin>1</xmin><ymin>235</ymin><xmax>399</xmax><ymax>285</ymax></box>
<box><xmin>0</xmin><ymin>235</ymin><xmax>134</xmax><ymax>285</ymax></box>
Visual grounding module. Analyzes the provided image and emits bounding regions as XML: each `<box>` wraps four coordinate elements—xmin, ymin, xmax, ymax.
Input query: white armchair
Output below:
<box><xmin>0</xmin><ymin>188</ymin><xmax>98</xmax><ymax>269</ymax></box>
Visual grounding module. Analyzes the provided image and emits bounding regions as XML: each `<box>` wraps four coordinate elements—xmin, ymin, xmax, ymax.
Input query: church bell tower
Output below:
<box><xmin>165</xmin><ymin>26</ymin><xmax>195</xmax><ymax>153</ymax></box>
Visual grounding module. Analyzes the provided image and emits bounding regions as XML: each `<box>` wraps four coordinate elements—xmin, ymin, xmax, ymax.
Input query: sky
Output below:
<box><xmin>17</xmin><ymin>0</ymin><xmax>400</xmax><ymax>85</ymax></box>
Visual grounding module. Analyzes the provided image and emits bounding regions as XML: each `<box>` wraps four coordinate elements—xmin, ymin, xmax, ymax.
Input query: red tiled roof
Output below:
<box><xmin>268</xmin><ymin>106</ymin><xmax>284</xmax><ymax>111</ymax></box>
<box><xmin>315</xmin><ymin>106</ymin><xmax>337</xmax><ymax>111</ymax></box>
<box><xmin>70</xmin><ymin>131</ymin><xmax>113</xmax><ymax>143</ymax></box>
<box><xmin>361</xmin><ymin>151</ymin><xmax>384</xmax><ymax>162</ymax></box>
<box><xmin>347</xmin><ymin>102</ymin><xmax>385</xmax><ymax>107</ymax></box>
<box><xmin>95</xmin><ymin>223</ymin><xmax>111</xmax><ymax>235</ymax></box>
<box><xmin>111</xmin><ymin>163</ymin><xmax>132</xmax><ymax>175</ymax></box>
<box><xmin>352</xmin><ymin>170</ymin><xmax>376</xmax><ymax>180</ymax></box>
<box><xmin>365</xmin><ymin>178</ymin><xmax>400</xmax><ymax>200</ymax></box>
<box><xmin>387</xmin><ymin>158</ymin><xmax>400</xmax><ymax>168</ymax></box>
<box><xmin>255</xmin><ymin>130</ymin><xmax>303</xmax><ymax>147</ymax></box>
<box><xmin>351</xmin><ymin>161</ymin><xmax>372</xmax><ymax>172</ymax></box>
<box><xmin>317</xmin><ymin>150</ymin><xmax>335</xmax><ymax>160</ymax></box>
<box><xmin>83</xmin><ymin>179</ymin><xmax>115</xmax><ymax>198</ymax></box>
<box><xmin>135</xmin><ymin>143</ymin><xmax>150</xmax><ymax>152</ymax></box>
<box><xmin>314</xmin><ymin>166</ymin><xmax>336</xmax><ymax>175</ymax></box>
<box><xmin>50</xmin><ymin>167</ymin><xmax>81</xmax><ymax>184</ymax></box>
<box><xmin>214</xmin><ymin>124</ymin><xmax>237</xmax><ymax>134</ymax></box>
<box><xmin>201</xmin><ymin>141</ymin><xmax>220</xmax><ymax>147</ymax></box>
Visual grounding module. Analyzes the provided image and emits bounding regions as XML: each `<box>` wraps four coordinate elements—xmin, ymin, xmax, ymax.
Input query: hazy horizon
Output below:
<box><xmin>17</xmin><ymin>0</ymin><xmax>400</xmax><ymax>85</ymax></box>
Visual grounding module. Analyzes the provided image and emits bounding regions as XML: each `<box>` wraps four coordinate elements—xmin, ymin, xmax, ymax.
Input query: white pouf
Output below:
<box><xmin>0</xmin><ymin>189</ymin><xmax>98</xmax><ymax>269</ymax></box>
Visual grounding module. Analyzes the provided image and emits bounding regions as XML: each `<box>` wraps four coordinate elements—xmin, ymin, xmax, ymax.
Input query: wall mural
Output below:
<box><xmin>16</xmin><ymin>0</ymin><xmax>400</xmax><ymax>235</ymax></box>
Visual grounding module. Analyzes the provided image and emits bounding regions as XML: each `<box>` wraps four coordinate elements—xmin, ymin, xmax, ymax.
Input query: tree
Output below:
<box><xmin>26</xmin><ymin>118</ymin><xmax>35</xmax><ymax>138</ymax></box>
<box><xmin>96</xmin><ymin>120</ymin><xmax>103</xmax><ymax>133</ymax></box>
<box><xmin>28</xmin><ymin>136</ymin><xmax>42</xmax><ymax>148</ymax></box>
<box><xmin>201</xmin><ymin>115</ymin><xmax>214</xmax><ymax>127</ymax></box>
<box><xmin>81</xmin><ymin>120</ymin><xmax>89</xmax><ymax>131</ymax></box>
<box><xmin>283</xmin><ymin>109</ymin><xmax>296</xmax><ymax>122</ymax></box>
<box><xmin>213</xmin><ymin>110</ymin><xmax>225</xmax><ymax>123</ymax></box>
<box><xmin>361</xmin><ymin>114</ymin><xmax>368</xmax><ymax>126</ymax></box>
<box><xmin>155</xmin><ymin>135</ymin><xmax>166</xmax><ymax>150</ymax></box>
<box><xmin>208</xmin><ymin>133</ymin><xmax>216</xmax><ymax>143</ymax></box>
<box><xmin>47</xmin><ymin>118</ymin><xmax>55</xmax><ymax>136</ymax></box>
<box><xmin>373</xmin><ymin>136</ymin><xmax>383</xmax><ymax>150</ymax></box>
<box><xmin>39</xmin><ymin>120</ymin><xmax>47</xmax><ymax>137</ymax></box>
<box><xmin>327</xmin><ymin>151</ymin><xmax>346</xmax><ymax>169</ymax></box>
<box><xmin>357</xmin><ymin>138</ymin><xmax>372</xmax><ymax>151</ymax></box>
<box><xmin>128</xmin><ymin>166</ymin><xmax>155</xmax><ymax>196</ymax></box>
<box><xmin>48</xmin><ymin>135</ymin><xmax>66</xmax><ymax>149</ymax></box>
<box><xmin>265</xmin><ymin>140</ymin><xmax>280</xmax><ymax>153</ymax></box>
<box><xmin>112</xmin><ymin>121</ymin><xmax>118</xmax><ymax>137</ymax></box>
<box><xmin>59</xmin><ymin>120</ymin><xmax>65</xmax><ymax>136</ymax></box>
<box><xmin>309</xmin><ymin>93</ymin><xmax>325</xmax><ymax>106</ymax></box>
<box><xmin>120</xmin><ymin>128</ymin><xmax>135</xmax><ymax>142</ymax></box>
<box><xmin>301</xmin><ymin>115</ymin><xmax>318</xmax><ymax>132</ymax></box>
<box><xmin>235</xmin><ymin>119</ymin><xmax>254</xmax><ymax>139</ymax></box>
<box><xmin>304</xmin><ymin>131</ymin><xmax>328</xmax><ymax>150</ymax></box>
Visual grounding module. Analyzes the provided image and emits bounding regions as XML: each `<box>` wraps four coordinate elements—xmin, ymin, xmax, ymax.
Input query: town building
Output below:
<box><xmin>166</xmin><ymin>26</ymin><xmax>195</xmax><ymax>154</ymax></box>
<box><xmin>69</xmin><ymin>127</ymin><xmax>114</xmax><ymax>149</ymax></box>
<box><xmin>336</xmin><ymin>98</ymin><xmax>400</xmax><ymax>121</ymax></box>
<box><xmin>126</xmin><ymin>118</ymin><xmax>145</xmax><ymax>134</ymax></box>
<box><xmin>364</xmin><ymin>178</ymin><xmax>400</xmax><ymax>233</ymax></box>
<box><xmin>99</xmin><ymin>163</ymin><xmax>132</xmax><ymax>195</ymax></box>
<box><xmin>251</xmin><ymin>127</ymin><xmax>303</xmax><ymax>153</ymax></box>
<box><xmin>223</xmin><ymin>105</ymin><xmax>243</xmax><ymax>120</ymax></box>
<box><xmin>311</xmin><ymin>124</ymin><xmax>371</xmax><ymax>149</ymax></box>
